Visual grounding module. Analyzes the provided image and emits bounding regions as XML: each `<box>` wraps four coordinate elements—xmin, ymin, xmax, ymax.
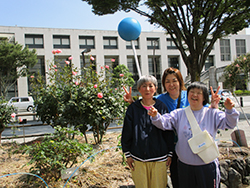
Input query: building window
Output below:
<box><xmin>126</xmin><ymin>38</ymin><xmax>139</xmax><ymax>49</ymax></box>
<box><xmin>205</xmin><ymin>55</ymin><xmax>214</xmax><ymax>71</ymax></box>
<box><xmin>28</xmin><ymin>56</ymin><xmax>46</xmax><ymax>91</ymax></box>
<box><xmin>53</xmin><ymin>35</ymin><xmax>70</xmax><ymax>49</ymax></box>
<box><xmin>147</xmin><ymin>38</ymin><xmax>160</xmax><ymax>49</ymax></box>
<box><xmin>103</xmin><ymin>37</ymin><xmax>118</xmax><ymax>49</ymax></box>
<box><xmin>168</xmin><ymin>56</ymin><xmax>179</xmax><ymax>69</ymax></box>
<box><xmin>79</xmin><ymin>36</ymin><xmax>95</xmax><ymax>49</ymax></box>
<box><xmin>236</xmin><ymin>39</ymin><xmax>246</xmax><ymax>57</ymax></box>
<box><xmin>148</xmin><ymin>56</ymin><xmax>162</xmax><ymax>93</ymax></box>
<box><xmin>127</xmin><ymin>56</ymin><xmax>141</xmax><ymax>94</ymax></box>
<box><xmin>167</xmin><ymin>38</ymin><xmax>177</xmax><ymax>49</ymax></box>
<box><xmin>25</xmin><ymin>34</ymin><xmax>44</xmax><ymax>48</ymax></box>
<box><xmin>220</xmin><ymin>39</ymin><xmax>231</xmax><ymax>61</ymax></box>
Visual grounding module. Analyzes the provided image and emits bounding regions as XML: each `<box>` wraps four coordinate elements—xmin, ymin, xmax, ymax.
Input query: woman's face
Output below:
<box><xmin>138</xmin><ymin>81</ymin><xmax>156</xmax><ymax>100</ymax></box>
<box><xmin>164</xmin><ymin>74</ymin><xmax>180</xmax><ymax>99</ymax></box>
<box><xmin>188</xmin><ymin>88</ymin><xmax>204</xmax><ymax>110</ymax></box>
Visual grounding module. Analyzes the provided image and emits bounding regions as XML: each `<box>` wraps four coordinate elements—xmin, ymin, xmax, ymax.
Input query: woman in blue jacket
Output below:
<box><xmin>121</xmin><ymin>75</ymin><xmax>174</xmax><ymax>188</ymax></box>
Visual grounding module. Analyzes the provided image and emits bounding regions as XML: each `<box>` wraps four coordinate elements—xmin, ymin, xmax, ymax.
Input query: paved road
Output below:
<box><xmin>2</xmin><ymin>95</ymin><xmax>250</xmax><ymax>144</ymax></box>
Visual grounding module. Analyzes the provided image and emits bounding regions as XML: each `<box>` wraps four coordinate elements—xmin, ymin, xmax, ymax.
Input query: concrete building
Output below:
<box><xmin>0</xmin><ymin>26</ymin><xmax>250</xmax><ymax>98</ymax></box>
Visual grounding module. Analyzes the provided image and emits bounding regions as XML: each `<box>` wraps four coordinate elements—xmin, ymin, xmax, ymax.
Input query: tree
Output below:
<box><xmin>82</xmin><ymin>0</ymin><xmax>250</xmax><ymax>82</ymax></box>
<box><xmin>0</xmin><ymin>40</ymin><xmax>37</xmax><ymax>98</ymax></box>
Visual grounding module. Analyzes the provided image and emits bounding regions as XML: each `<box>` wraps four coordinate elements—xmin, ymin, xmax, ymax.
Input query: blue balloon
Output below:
<box><xmin>118</xmin><ymin>17</ymin><xmax>141</xmax><ymax>41</ymax></box>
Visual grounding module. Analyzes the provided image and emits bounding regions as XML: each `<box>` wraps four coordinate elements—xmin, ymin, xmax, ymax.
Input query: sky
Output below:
<box><xmin>1</xmin><ymin>0</ymin><xmax>249</xmax><ymax>34</ymax></box>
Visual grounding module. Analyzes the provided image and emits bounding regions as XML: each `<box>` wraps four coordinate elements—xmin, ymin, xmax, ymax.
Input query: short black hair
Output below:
<box><xmin>187</xmin><ymin>81</ymin><xmax>209</xmax><ymax>106</ymax></box>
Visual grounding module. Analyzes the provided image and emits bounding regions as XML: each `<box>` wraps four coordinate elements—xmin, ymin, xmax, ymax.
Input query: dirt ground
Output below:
<box><xmin>0</xmin><ymin>132</ymin><xmax>134</xmax><ymax>188</ymax></box>
<box><xmin>1</xmin><ymin>132</ymin><xmax>250</xmax><ymax>188</ymax></box>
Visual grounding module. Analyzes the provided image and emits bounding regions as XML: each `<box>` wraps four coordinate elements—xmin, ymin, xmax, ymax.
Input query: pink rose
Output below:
<box><xmin>105</xmin><ymin>65</ymin><xmax>109</xmax><ymax>70</ymax></box>
<box><xmin>19</xmin><ymin>117</ymin><xmax>23</xmax><ymax>123</ymax></box>
<box><xmin>101</xmin><ymin>66</ymin><xmax>103</xmax><ymax>69</ymax></box>
<box><xmin>53</xmin><ymin>65</ymin><xmax>57</xmax><ymax>68</ymax></box>
<box><xmin>11</xmin><ymin>113</ymin><xmax>16</xmax><ymax>118</ymax></box>
<box><xmin>97</xmin><ymin>93</ymin><xmax>103</xmax><ymax>99</ymax></box>
<box><xmin>68</xmin><ymin>56</ymin><xmax>73</xmax><ymax>60</ymax></box>
<box><xmin>111</xmin><ymin>59</ymin><xmax>115</xmax><ymax>62</ymax></box>
<box><xmin>115</xmin><ymin>88</ymin><xmax>117</xmax><ymax>90</ymax></box>
<box><xmin>52</xmin><ymin>50</ymin><xmax>56</xmax><ymax>54</ymax></box>
<box><xmin>90</xmin><ymin>56</ymin><xmax>95</xmax><ymax>61</ymax></box>
<box><xmin>94</xmin><ymin>84</ymin><xmax>97</xmax><ymax>88</ymax></box>
<box><xmin>49</xmin><ymin>68</ymin><xmax>51</xmax><ymax>70</ymax></box>
<box><xmin>229</xmin><ymin>74</ymin><xmax>232</xmax><ymax>77</ymax></box>
<box><xmin>30</xmin><ymin>75</ymin><xmax>34</xmax><ymax>78</ymax></box>
<box><xmin>55</xmin><ymin>69</ymin><xmax>58</xmax><ymax>72</ymax></box>
<box><xmin>119</xmin><ymin>74</ymin><xmax>124</xmax><ymax>77</ymax></box>
<box><xmin>72</xmin><ymin>71</ymin><xmax>77</xmax><ymax>76</ymax></box>
<box><xmin>75</xmin><ymin>81</ymin><xmax>79</xmax><ymax>85</ymax></box>
<box><xmin>56</xmin><ymin>49</ymin><xmax>62</xmax><ymax>54</ymax></box>
<box><xmin>65</xmin><ymin>61</ymin><xmax>70</xmax><ymax>65</ymax></box>
<box><xmin>235</xmin><ymin>64</ymin><xmax>240</xmax><ymax>67</ymax></box>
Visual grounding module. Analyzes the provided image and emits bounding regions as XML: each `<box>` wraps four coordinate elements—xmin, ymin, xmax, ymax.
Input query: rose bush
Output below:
<box><xmin>30</xmin><ymin>50</ymin><xmax>134</xmax><ymax>143</ymax></box>
<box><xmin>0</xmin><ymin>97</ymin><xmax>15</xmax><ymax>144</ymax></box>
<box><xmin>224</xmin><ymin>52</ymin><xmax>250</xmax><ymax>90</ymax></box>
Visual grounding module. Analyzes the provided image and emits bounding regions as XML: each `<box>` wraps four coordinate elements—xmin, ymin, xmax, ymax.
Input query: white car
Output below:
<box><xmin>7</xmin><ymin>96</ymin><xmax>34</xmax><ymax>112</ymax></box>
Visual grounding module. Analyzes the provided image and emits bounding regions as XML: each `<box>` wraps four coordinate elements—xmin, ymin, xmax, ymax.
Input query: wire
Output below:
<box><xmin>0</xmin><ymin>172</ymin><xmax>49</xmax><ymax>188</ymax></box>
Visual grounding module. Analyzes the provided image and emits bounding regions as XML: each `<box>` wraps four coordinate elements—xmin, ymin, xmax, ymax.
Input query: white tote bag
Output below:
<box><xmin>185</xmin><ymin>106</ymin><xmax>219</xmax><ymax>164</ymax></box>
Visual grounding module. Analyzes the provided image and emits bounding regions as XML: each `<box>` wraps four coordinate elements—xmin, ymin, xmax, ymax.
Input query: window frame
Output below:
<box><xmin>79</xmin><ymin>36</ymin><xmax>95</xmax><ymax>49</ymax></box>
<box><xmin>103</xmin><ymin>37</ymin><xmax>118</xmax><ymax>49</ymax></box>
<box><xmin>147</xmin><ymin>38</ymin><xmax>160</xmax><ymax>50</ymax></box>
<box><xmin>53</xmin><ymin>35</ymin><xmax>70</xmax><ymax>49</ymax></box>
<box><xmin>25</xmin><ymin>34</ymin><xmax>44</xmax><ymax>48</ymax></box>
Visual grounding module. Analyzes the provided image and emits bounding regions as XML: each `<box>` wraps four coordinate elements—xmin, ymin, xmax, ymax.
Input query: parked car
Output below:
<box><xmin>7</xmin><ymin>96</ymin><xmax>34</xmax><ymax>112</ymax></box>
<box><xmin>209</xmin><ymin>89</ymin><xmax>234</xmax><ymax>103</ymax></box>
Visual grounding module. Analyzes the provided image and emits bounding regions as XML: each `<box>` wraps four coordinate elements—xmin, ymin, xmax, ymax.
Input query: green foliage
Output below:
<box><xmin>116</xmin><ymin>134</ymin><xmax>126</xmax><ymax>165</ymax></box>
<box><xmin>0</xmin><ymin>97</ymin><xmax>15</xmax><ymax>133</ymax></box>
<box><xmin>0</xmin><ymin>40</ymin><xmax>37</xmax><ymax>98</ymax></box>
<box><xmin>30</xmin><ymin>52</ymin><xmax>134</xmax><ymax>143</ymax></box>
<box><xmin>223</xmin><ymin>53</ymin><xmax>250</xmax><ymax>90</ymax></box>
<box><xmin>82</xmin><ymin>0</ymin><xmax>250</xmax><ymax>82</ymax></box>
<box><xmin>234</xmin><ymin>90</ymin><xmax>250</xmax><ymax>96</ymax></box>
<box><xmin>21</xmin><ymin>126</ymin><xmax>93</xmax><ymax>181</ymax></box>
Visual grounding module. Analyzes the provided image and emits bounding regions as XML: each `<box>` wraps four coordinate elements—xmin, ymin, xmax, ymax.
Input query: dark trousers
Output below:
<box><xmin>170</xmin><ymin>151</ymin><xmax>179</xmax><ymax>188</ymax></box>
<box><xmin>178</xmin><ymin>160</ymin><xmax>218</xmax><ymax>188</ymax></box>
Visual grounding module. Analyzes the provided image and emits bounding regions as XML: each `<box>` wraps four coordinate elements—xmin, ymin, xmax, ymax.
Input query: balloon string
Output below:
<box><xmin>131</xmin><ymin>40</ymin><xmax>142</xmax><ymax>78</ymax></box>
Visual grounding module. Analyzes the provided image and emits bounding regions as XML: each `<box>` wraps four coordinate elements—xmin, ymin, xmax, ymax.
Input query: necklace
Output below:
<box><xmin>140</xmin><ymin>100</ymin><xmax>155</xmax><ymax>107</ymax></box>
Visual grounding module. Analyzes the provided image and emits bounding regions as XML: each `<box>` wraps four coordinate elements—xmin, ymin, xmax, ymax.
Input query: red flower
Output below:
<box><xmin>97</xmin><ymin>93</ymin><xmax>103</xmax><ymax>98</ymax></box>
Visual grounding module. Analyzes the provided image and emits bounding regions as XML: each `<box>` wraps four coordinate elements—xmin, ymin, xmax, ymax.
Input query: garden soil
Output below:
<box><xmin>1</xmin><ymin>132</ymin><xmax>250</xmax><ymax>188</ymax></box>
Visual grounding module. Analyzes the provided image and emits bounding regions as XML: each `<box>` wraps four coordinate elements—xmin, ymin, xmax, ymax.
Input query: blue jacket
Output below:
<box><xmin>121</xmin><ymin>98</ymin><xmax>174</xmax><ymax>162</ymax></box>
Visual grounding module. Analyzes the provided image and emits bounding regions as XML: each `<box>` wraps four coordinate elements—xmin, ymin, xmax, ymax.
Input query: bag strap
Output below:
<box><xmin>185</xmin><ymin>106</ymin><xmax>202</xmax><ymax>136</ymax></box>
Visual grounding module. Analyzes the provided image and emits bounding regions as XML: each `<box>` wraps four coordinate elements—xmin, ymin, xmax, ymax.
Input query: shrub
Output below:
<box><xmin>21</xmin><ymin>126</ymin><xmax>93</xmax><ymax>181</ymax></box>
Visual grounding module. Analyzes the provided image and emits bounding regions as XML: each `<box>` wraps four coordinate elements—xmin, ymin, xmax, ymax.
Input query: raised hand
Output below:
<box><xmin>148</xmin><ymin>106</ymin><xmax>158</xmax><ymax>117</ymax></box>
<box><xmin>210</xmin><ymin>86</ymin><xmax>221</xmax><ymax>109</ymax></box>
<box><xmin>123</xmin><ymin>86</ymin><xmax>133</xmax><ymax>104</ymax></box>
<box><xmin>224</xmin><ymin>98</ymin><xmax>235</xmax><ymax>110</ymax></box>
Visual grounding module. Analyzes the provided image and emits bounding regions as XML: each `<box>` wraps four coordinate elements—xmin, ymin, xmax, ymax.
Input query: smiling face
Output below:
<box><xmin>138</xmin><ymin>81</ymin><xmax>157</xmax><ymax>101</ymax></box>
<box><xmin>188</xmin><ymin>88</ymin><xmax>204</xmax><ymax>110</ymax></box>
<box><xmin>164</xmin><ymin>74</ymin><xmax>180</xmax><ymax>99</ymax></box>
